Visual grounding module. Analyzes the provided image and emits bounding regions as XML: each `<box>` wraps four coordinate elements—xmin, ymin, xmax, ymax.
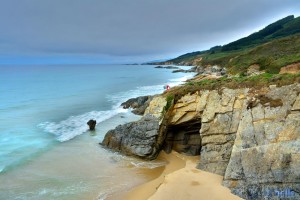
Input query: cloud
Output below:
<box><xmin>0</xmin><ymin>0</ymin><xmax>299</xmax><ymax>63</ymax></box>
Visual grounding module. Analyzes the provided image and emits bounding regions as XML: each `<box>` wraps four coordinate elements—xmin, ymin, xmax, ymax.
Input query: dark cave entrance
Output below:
<box><xmin>163</xmin><ymin>119</ymin><xmax>202</xmax><ymax>156</ymax></box>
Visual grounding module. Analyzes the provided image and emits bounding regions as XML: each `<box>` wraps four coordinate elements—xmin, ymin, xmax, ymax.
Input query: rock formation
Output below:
<box><xmin>87</xmin><ymin>119</ymin><xmax>96</xmax><ymax>130</ymax></box>
<box><xmin>102</xmin><ymin>83</ymin><xmax>300</xmax><ymax>199</ymax></box>
<box><xmin>121</xmin><ymin>95</ymin><xmax>153</xmax><ymax>115</ymax></box>
<box><xmin>172</xmin><ymin>65</ymin><xmax>227</xmax><ymax>76</ymax></box>
<box><xmin>102</xmin><ymin>114</ymin><xmax>161</xmax><ymax>159</ymax></box>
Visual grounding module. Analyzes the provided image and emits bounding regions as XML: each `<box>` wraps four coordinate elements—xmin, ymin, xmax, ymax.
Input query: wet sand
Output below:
<box><xmin>123</xmin><ymin>151</ymin><xmax>243</xmax><ymax>200</ymax></box>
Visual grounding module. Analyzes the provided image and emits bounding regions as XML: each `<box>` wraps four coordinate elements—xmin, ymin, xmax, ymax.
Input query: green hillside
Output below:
<box><xmin>221</xmin><ymin>15</ymin><xmax>299</xmax><ymax>51</ymax></box>
<box><xmin>158</xmin><ymin>15</ymin><xmax>300</xmax><ymax>74</ymax></box>
<box><xmin>202</xmin><ymin>33</ymin><xmax>300</xmax><ymax>74</ymax></box>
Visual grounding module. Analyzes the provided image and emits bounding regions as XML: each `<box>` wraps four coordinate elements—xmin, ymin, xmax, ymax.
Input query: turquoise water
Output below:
<box><xmin>0</xmin><ymin>64</ymin><xmax>194</xmax><ymax>199</ymax></box>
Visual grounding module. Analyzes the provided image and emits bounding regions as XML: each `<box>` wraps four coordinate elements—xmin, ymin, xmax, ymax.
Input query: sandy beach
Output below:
<box><xmin>124</xmin><ymin>151</ymin><xmax>243</xmax><ymax>200</ymax></box>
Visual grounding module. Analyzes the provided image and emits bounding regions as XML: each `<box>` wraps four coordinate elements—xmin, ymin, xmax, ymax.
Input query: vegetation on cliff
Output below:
<box><xmin>163</xmin><ymin>73</ymin><xmax>300</xmax><ymax>103</ymax></box>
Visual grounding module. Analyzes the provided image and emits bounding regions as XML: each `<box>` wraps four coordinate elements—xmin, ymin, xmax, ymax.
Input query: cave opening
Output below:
<box><xmin>163</xmin><ymin>119</ymin><xmax>202</xmax><ymax>156</ymax></box>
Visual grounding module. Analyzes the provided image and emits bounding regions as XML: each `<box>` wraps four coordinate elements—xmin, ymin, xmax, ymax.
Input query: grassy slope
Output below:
<box><xmin>159</xmin><ymin>15</ymin><xmax>300</xmax><ymax>74</ymax></box>
<box><xmin>202</xmin><ymin>33</ymin><xmax>300</xmax><ymax>74</ymax></box>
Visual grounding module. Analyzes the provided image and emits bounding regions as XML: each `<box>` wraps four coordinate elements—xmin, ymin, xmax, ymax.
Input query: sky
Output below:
<box><xmin>0</xmin><ymin>0</ymin><xmax>299</xmax><ymax>64</ymax></box>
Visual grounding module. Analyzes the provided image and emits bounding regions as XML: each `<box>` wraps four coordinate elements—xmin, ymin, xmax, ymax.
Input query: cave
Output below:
<box><xmin>163</xmin><ymin>119</ymin><xmax>202</xmax><ymax>156</ymax></box>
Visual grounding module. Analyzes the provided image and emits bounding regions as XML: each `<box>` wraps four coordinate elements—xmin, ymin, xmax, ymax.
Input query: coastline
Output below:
<box><xmin>122</xmin><ymin>151</ymin><xmax>242</xmax><ymax>200</ymax></box>
<box><xmin>103</xmin><ymin>66</ymin><xmax>243</xmax><ymax>200</ymax></box>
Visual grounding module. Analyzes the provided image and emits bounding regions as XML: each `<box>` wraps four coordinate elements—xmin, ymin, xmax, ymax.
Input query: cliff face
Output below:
<box><xmin>102</xmin><ymin>83</ymin><xmax>300</xmax><ymax>199</ymax></box>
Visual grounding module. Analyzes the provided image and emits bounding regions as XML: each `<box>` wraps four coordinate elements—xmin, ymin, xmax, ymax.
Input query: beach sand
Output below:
<box><xmin>123</xmin><ymin>151</ymin><xmax>243</xmax><ymax>200</ymax></box>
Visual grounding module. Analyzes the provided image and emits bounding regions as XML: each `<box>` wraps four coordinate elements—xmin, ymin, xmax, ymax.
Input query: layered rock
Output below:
<box><xmin>223</xmin><ymin>84</ymin><xmax>300</xmax><ymax>199</ymax></box>
<box><xmin>167</xmin><ymin>88</ymin><xmax>249</xmax><ymax>175</ymax></box>
<box><xmin>163</xmin><ymin>83</ymin><xmax>300</xmax><ymax>199</ymax></box>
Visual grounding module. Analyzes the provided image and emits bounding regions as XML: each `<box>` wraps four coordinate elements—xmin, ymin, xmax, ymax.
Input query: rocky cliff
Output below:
<box><xmin>102</xmin><ymin>83</ymin><xmax>300</xmax><ymax>199</ymax></box>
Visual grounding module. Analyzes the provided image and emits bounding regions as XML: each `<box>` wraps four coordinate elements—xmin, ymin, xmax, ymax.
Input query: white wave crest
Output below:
<box><xmin>38</xmin><ymin>108</ymin><xmax>127</xmax><ymax>142</ymax></box>
<box><xmin>0</xmin><ymin>165</ymin><xmax>4</xmax><ymax>173</ymax></box>
<box><xmin>39</xmin><ymin>73</ymin><xmax>194</xmax><ymax>143</ymax></box>
<box><xmin>130</xmin><ymin>160</ymin><xmax>167</xmax><ymax>169</ymax></box>
<box><xmin>168</xmin><ymin>74</ymin><xmax>195</xmax><ymax>87</ymax></box>
<box><xmin>107</xmin><ymin>74</ymin><xmax>194</xmax><ymax>107</ymax></box>
<box><xmin>107</xmin><ymin>84</ymin><xmax>165</xmax><ymax>108</ymax></box>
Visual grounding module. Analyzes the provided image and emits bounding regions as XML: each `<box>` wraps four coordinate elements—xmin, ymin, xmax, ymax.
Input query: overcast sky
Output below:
<box><xmin>0</xmin><ymin>0</ymin><xmax>299</xmax><ymax>64</ymax></box>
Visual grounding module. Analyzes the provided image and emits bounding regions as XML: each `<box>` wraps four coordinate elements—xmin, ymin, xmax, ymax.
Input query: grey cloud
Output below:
<box><xmin>0</xmin><ymin>0</ymin><xmax>299</xmax><ymax>62</ymax></box>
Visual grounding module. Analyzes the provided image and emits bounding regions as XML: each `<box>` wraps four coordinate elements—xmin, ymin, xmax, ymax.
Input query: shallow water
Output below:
<box><xmin>0</xmin><ymin>64</ymin><xmax>194</xmax><ymax>199</ymax></box>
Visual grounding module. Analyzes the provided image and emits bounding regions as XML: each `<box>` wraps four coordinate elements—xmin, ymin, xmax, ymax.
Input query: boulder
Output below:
<box><xmin>87</xmin><ymin>119</ymin><xmax>96</xmax><ymax>130</ymax></box>
<box><xmin>101</xmin><ymin>115</ymin><xmax>161</xmax><ymax>159</ymax></box>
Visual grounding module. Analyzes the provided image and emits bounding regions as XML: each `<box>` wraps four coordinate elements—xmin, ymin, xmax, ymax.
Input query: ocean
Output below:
<box><xmin>0</xmin><ymin>64</ymin><xmax>194</xmax><ymax>200</ymax></box>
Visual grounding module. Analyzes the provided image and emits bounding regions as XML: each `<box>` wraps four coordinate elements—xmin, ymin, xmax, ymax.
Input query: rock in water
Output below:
<box><xmin>87</xmin><ymin>119</ymin><xmax>96</xmax><ymax>130</ymax></box>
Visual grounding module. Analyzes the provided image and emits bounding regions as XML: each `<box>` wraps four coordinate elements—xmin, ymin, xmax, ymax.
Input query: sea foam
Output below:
<box><xmin>38</xmin><ymin>108</ymin><xmax>127</xmax><ymax>142</ymax></box>
<box><xmin>38</xmin><ymin>71</ymin><xmax>195</xmax><ymax>143</ymax></box>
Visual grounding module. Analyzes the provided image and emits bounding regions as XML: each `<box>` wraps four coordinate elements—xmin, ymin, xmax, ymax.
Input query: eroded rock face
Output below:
<box><xmin>168</xmin><ymin>88</ymin><xmax>248</xmax><ymax>175</ymax></box>
<box><xmin>101</xmin><ymin>115</ymin><xmax>160</xmax><ymax>159</ymax></box>
<box><xmin>164</xmin><ymin>119</ymin><xmax>202</xmax><ymax>156</ymax></box>
<box><xmin>168</xmin><ymin>83</ymin><xmax>300</xmax><ymax>199</ymax></box>
<box><xmin>223</xmin><ymin>84</ymin><xmax>300</xmax><ymax>199</ymax></box>
<box><xmin>144</xmin><ymin>96</ymin><xmax>167</xmax><ymax>119</ymax></box>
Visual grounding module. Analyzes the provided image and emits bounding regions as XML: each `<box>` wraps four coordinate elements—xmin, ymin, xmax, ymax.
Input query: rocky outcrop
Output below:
<box><xmin>121</xmin><ymin>95</ymin><xmax>153</xmax><ymax>115</ymax></box>
<box><xmin>102</xmin><ymin>82</ymin><xmax>300</xmax><ymax>200</ymax></box>
<box><xmin>102</xmin><ymin>114</ymin><xmax>161</xmax><ymax>159</ymax></box>
<box><xmin>102</xmin><ymin>96</ymin><xmax>170</xmax><ymax>160</ymax></box>
<box><xmin>166</xmin><ymin>84</ymin><xmax>300</xmax><ymax>199</ymax></box>
<box><xmin>172</xmin><ymin>65</ymin><xmax>227</xmax><ymax>76</ymax></box>
<box><xmin>160</xmin><ymin>83</ymin><xmax>300</xmax><ymax>199</ymax></box>
<box><xmin>144</xmin><ymin>96</ymin><xmax>167</xmax><ymax>119</ymax></box>
<box><xmin>167</xmin><ymin>88</ymin><xmax>249</xmax><ymax>175</ymax></box>
<box><xmin>223</xmin><ymin>84</ymin><xmax>300</xmax><ymax>199</ymax></box>
<box><xmin>155</xmin><ymin>65</ymin><xmax>179</xmax><ymax>69</ymax></box>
